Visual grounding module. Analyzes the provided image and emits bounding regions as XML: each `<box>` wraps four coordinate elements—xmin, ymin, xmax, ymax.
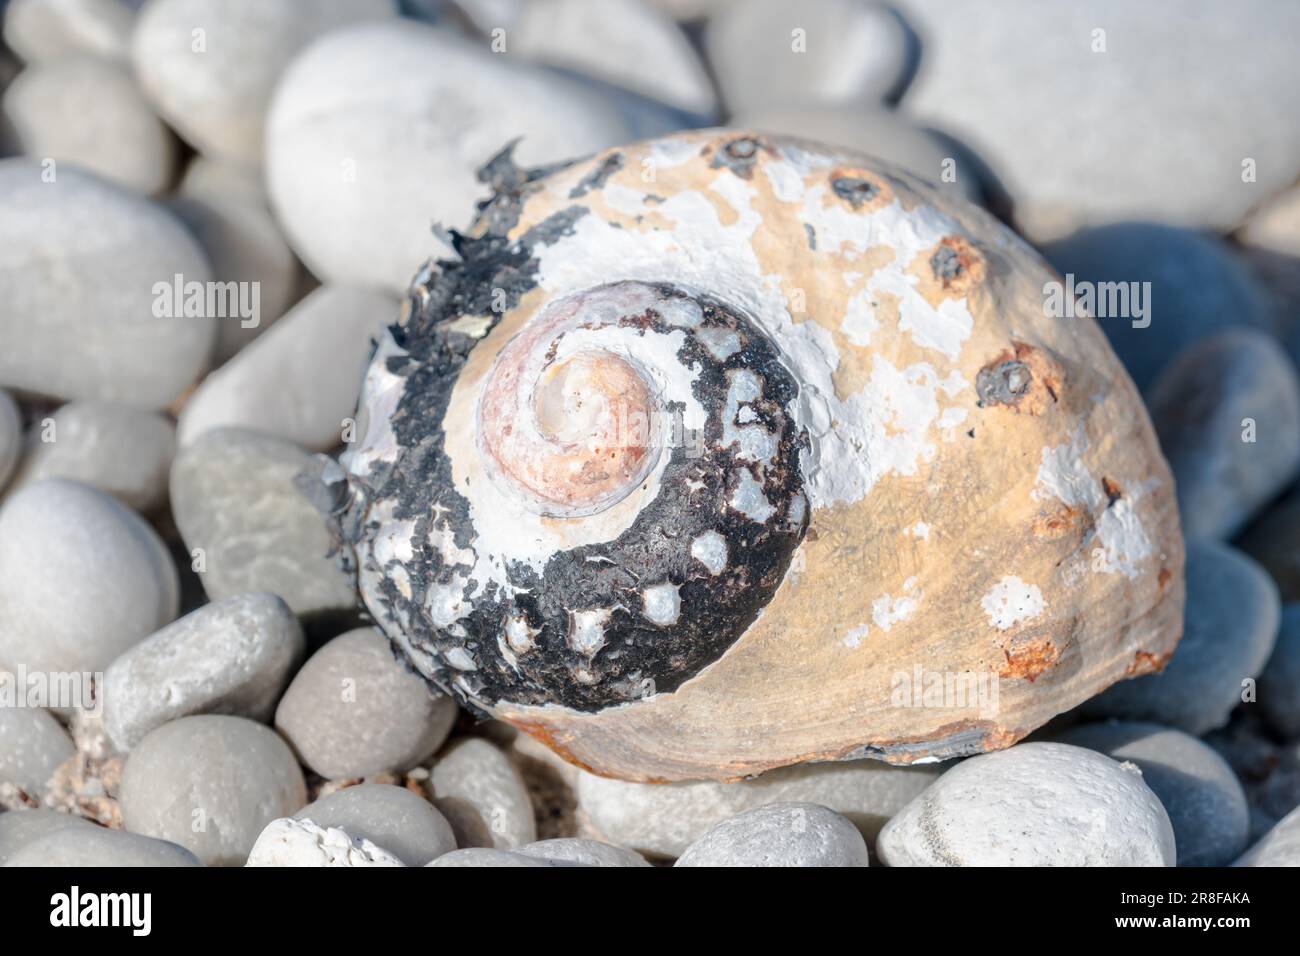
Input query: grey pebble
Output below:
<box><xmin>1083</xmin><ymin>539</ymin><xmax>1279</xmax><ymax>735</ymax></box>
<box><xmin>1238</xmin><ymin>490</ymin><xmax>1300</xmax><ymax>603</ymax></box>
<box><xmin>676</xmin><ymin>802</ymin><xmax>870</xmax><ymax>867</ymax></box>
<box><xmin>292</xmin><ymin>783</ymin><xmax>455</xmax><ymax>866</ymax></box>
<box><xmin>877</xmin><ymin>743</ymin><xmax>1176</xmax><ymax>866</ymax></box>
<box><xmin>427</xmin><ymin>737</ymin><xmax>536</xmax><ymax>850</ymax></box>
<box><xmin>0</xmin><ymin>388</ymin><xmax>19</xmax><ymax>489</ymax></box>
<box><xmin>1148</xmin><ymin>329</ymin><xmax>1300</xmax><ymax>540</ymax></box>
<box><xmin>275</xmin><ymin>627</ymin><xmax>458</xmax><ymax>779</ymax></box>
<box><xmin>0</xmin><ymin>707</ymin><xmax>75</xmax><ymax>796</ymax></box>
<box><xmin>516</xmin><ymin>838</ymin><xmax>651</xmax><ymax>868</ymax></box>
<box><xmin>1235</xmin><ymin>804</ymin><xmax>1300</xmax><ymax>866</ymax></box>
<box><xmin>1054</xmin><ymin>721</ymin><xmax>1249</xmax><ymax>867</ymax></box>
<box><xmin>101</xmin><ymin>593</ymin><xmax>304</xmax><ymax>751</ymax></box>
<box><xmin>4</xmin><ymin>826</ymin><xmax>201</xmax><ymax>867</ymax></box>
<box><xmin>0</xmin><ymin>809</ymin><xmax>97</xmax><ymax>866</ymax></box>
<box><xmin>427</xmin><ymin>847</ymin><xmax>563</xmax><ymax>868</ymax></box>
<box><xmin>1259</xmin><ymin>604</ymin><xmax>1300</xmax><ymax>738</ymax></box>
<box><xmin>169</xmin><ymin>427</ymin><xmax>356</xmax><ymax>618</ymax></box>
<box><xmin>0</xmin><ymin>479</ymin><xmax>179</xmax><ymax>677</ymax></box>
<box><xmin>120</xmin><ymin>715</ymin><xmax>307</xmax><ymax>866</ymax></box>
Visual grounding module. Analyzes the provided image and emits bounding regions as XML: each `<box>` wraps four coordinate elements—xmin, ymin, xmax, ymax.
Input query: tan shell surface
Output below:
<box><xmin>454</xmin><ymin>130</ymin><xmax>1184</xmax><ymax>782</ymax></box>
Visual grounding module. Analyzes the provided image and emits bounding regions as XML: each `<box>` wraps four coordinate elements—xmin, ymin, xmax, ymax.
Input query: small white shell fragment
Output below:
<box><xmin>245</xmin><ymin>817</ymin><xmax>406</xmax><ymax>867</ymax></box>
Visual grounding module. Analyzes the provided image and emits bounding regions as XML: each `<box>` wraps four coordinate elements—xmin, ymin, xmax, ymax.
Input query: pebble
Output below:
<box><xmin>705</xmin><ymin>0</ymin><xmax>911</xmax><ymax>114</ymax></box>
<box><xmin>0</xmin><ymin>388</ymin><xmax>19</xmax><ymax>489</ymax></box>
<box><xmin>0</xmin><ymin>160</ymin><xmax>215</xmax><ymax>408</ymax></box>
<box><xmin>732</xmin><ymin>105</ymin><xmax>981</xmax><ymax>203</ymax></box>
<box><xmin>3</xmin><ymin>56</ymin><xmax>177</xmax><ymax>195</ymax></box>
<box><xmin>1147</xmin><ymin>329</ymin><xmax>1300</xmax><ymax>540</ymax></box>
<box><xmin>895</xmin><ymin>0</ymin><xmax>1300</xmax><ymax>241</ymax></box>
<box><xmin>265</xmin><ymin>19</ymin><xmax>640</xmax><ymax>292</ymax></box>
<box><xmin>1203</xmin><ymin>711</ymin><xmax>1300</xmax><ymax>842</ymax></box>
<box><xmin>3</xmin><ymin>826</ymin><xmax>202</xmax><ymax>867</ymax></box>
<box><xmin>169</xmin><ymin>428</ymin><xmax>356</xmax><ymax>618</ymax></box>
<box><xmin>1237</xmin><ymin>489</ymin><xmax>1300</xmax><ymax>602</ymax></box>
<box><xmin>178</xmin><ymin>155</ymin><xmax>268</xmax><ymax>210</ymax></box>
<box><xmin>877</xmin><ymin>743</ymin><xmax>1176</xmax><ymax>866</ymax></box>
<box><xmin>676</xmin><ymin>802</ymin><xmax>870</xmax><ymax>867</ymax></box>
<box><xmin>516</xmin><ymin>838</ymin><xmax>650</xmax><ymax>868</ymax></box>
<box><xmin>0</xmin><ymin>479</ymin><xmax>179</xmax><ymax>677</ymax></box>
<box><xmin>167</xmin><ymin>193</ymin><xmax>301</xmax><ymax>363</ymax></box>
<box><xmin>1259</xmin><ymin>605</ymin><xmax>1300</xmax><ymax>738</ymax></box>
<box><xmin>1083</xmin><ymin>540</ymin><xmax>1278</xmax><ymax>734</ymax></box>
<box><xmin>292</xmin><ymin>783</ymin><xmax>455</xmax><ymax>866</ymax></box>
<box><xmin>0</xmin><ymin>707</ymin><xmax>76</xmax><ymax>796</ymax></box>
<box><xmin>2</xmin><ymin>0</ymin><xmax>133</xmax><ymax>64</ymax></box>
<box><xmin>427</xmin><ymin>738</ymin><xmax>537</xmax><ymax>849</ymax></box>
<box><xmin>120</xmin><ymin>715</ymin><xmax>307</xmax><ymax>866</ymax></box>
<box><xmin>1054</xmin><ymin>721</ymin><xmax>1249</xmax><ymax>867</ymax></box>
<box><xmin>1235</xmin><ymin>804</ymin><xmax>1300</xmax><ymax>866</ymax></box>
<box><xmin>132</xmin><ymin>0</ymin><xmax>397</xmax><ymax>164</ymax></box>
<box><xmin>427</xmin><ymin>847</ymin><xmax>560</xmax><ymax>867</ymax></box>
<box><xmin>6</xmin><ymin>401</ymin><xmax>175</xmax><ymax>512</ymax></box>
<box><xmin>576</xmin><ymin>756</ymin><xmax>939</xmax><ymax>859</ymax></box>
<box><xmin>1239</xmin><ymin>184</ymin><xmax>1300</xmax><ymax>259</ymax></box>
<box><xmin>101</xmin><ymin>593</ymin><xmax>305</xmax><ymax>751</ymax></box>
<box><xmin>246</xmin><ymin>816</ymin><xmax>404</xmax><ymax>867</ymax></box>
<box><xmin>178</xmin><ymin>286</ymin><xmax>397</xmax><ymax>451</ymax></box>
<box><xmin>0</xmin><ymin>809</ymin><xmax>97</xmax><ymax>866</ymax></box>
<box><xmin>275</xmin><ymin>628</ymin><xmax>458</xmax><ymax>779</ymax></box>
<box><xmin>1042</xmin><ymin>223</ymin><xmax>1273</xmax><ymax>392</ymax></box>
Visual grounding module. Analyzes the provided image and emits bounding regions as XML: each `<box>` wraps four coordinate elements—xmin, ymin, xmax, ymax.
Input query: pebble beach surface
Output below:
<box><xmin>2</xmin><ymin>0</ymin><xmax>1300</xmax><ymax>870</ymax></box>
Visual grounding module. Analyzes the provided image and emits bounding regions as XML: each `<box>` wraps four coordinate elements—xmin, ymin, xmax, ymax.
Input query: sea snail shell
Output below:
<box><xmin>338</xmin><ymin>129</ymin><xmax>1184</xmax><ymax>782</ymax></box>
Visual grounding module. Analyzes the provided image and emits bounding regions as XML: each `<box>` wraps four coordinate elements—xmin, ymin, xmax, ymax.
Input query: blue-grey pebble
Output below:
<box><xmin>1259</xmin><ymin>604</ymin><xmax>1300</xmax><ymax>738</ymax></box>
<box><xmin>293</xmin><ymin>783</ymin><xmax>455</xmax><ymax>866</ymax></box>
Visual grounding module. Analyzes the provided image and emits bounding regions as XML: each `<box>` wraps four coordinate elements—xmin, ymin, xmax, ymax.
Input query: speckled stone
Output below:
<box><xmin>877</xmin><ymin>743</ymin><xmax>1176</xmax><ymax>866</ymax></box>
<box><xmin>426</xmin><ymin>847</ymin><xmax>561</xmax><ymax>867</ymax></box>
<box><xmin>1082</xmin><ymin>540</ymin><xmax>1279</xmax><ymax>735</ymax></box>
<box><xmin>292</xmin><ymin>783</ymin><xmax>455</xmax><ymax>866</ymax></box>
<box><xmin>0</xmin><ymin>388</ymin><xmax>19</xmax><ymax>490</ymax></box>
<box><xmin>1235</xmin><ymin>804</ymin><xmax>1300</xmax><ymax>866</ymax></box>
<box><xmin>4</xmin><ymin>826</ymin><xmax>201</xmax><ymax>867</ymax></box>
<box><xmin>1055</xmin><ymin>721</ymin><xmax>1249</xmax><ymax>867</ymax></box>
<box><xmin>0</xmin><ymin>708</ymin><xmax>75</xmax><ymax>795</ymax></box>
<box><xmin>275</xmin><ymin>628</ymin><xmax>458</xmax><ymax>779</ymax></box>
<box><xmin>246</xmin><ymin>816</ymin><xmax>404</xmax><ymax>867</ymax></box>
<box><xmin>427</xmin><ymin>738</ymin><xmax>536</xmax><ymax>850</ymax></box>
<box><xmin>516</xmin><ymin>838</ymin><xmax>650</xmax><ymax>868</ymax></box>
<box><xmin>7</xmin><ymin>401</ymin><xmax>175</xmax><ymax>512</ymax></box>
<box><xmin>101</xmin><ymin>593</ymin><xmax>304</xmax><ymax>751</ymax></box>
<box><xmin>0</xmin><ymin>809</ymin><xmax>97</xmax><ymax>866</ymax></box>
<box><xmin>169</xmin><ymin>428</ymin><xmax>356</xmax><ymax>618</ymax></box>
<box><xmin>2</xmin><ymin>0</ymin><xmax>133</xmax><ymax>63</ymax></box>
<box><xmin>1148</xmin><ymin>329</ymin><xmax>1300</xmax><ymax>540</ymax></box>
<box><xmin>676</xmin><ymin>802</ymin><xmax>870</xmax><ymax>867</ymax></box>
<box><xmin>576</xmin><ymin>757</ymin><xmax>939</xmax><ymax>859</ymax></box>
<box><xmin>1260</xmin><ymin>604</ymin><xmax>1300</xmax><ymax>738</ymax></box>
<box><xmin>0</xmin><ymin>479</ymin><xmax>179</xmax><ymax>676</ymax></box>
<box><xmin>120</xmin><ymin>715</ymin><xmax>307</xmax><ymax>866</ymax></box>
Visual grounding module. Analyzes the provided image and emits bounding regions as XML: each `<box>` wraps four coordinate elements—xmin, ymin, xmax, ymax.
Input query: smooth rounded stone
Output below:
<box><xmin>0</xmin><ymin>388</ymin><xmax>19</xmax><ymax>489</ymax></box>
<box><xmin>0</xmin><ymin>160</ymin><xmax>215</xmax><ymax>408</ymax></box>
<box><xmin>265</xmin><ymin>20</ymin><xmax>640</xmax><ymax>292</ymax></box>
<box><xmin>1260</xmin><ymin>604</ymin><xmax>1300</xmax><ymax>738</ymax></box>
<box><xmin>178</xmin><ymin>156</ymin><xmax>268</xmax><ymax>209</ymax></box>
<box><xmin>1054</xmin><ymin>721</ymin><xmax>1249</xmax><ymax>867</ymax></box>
<box><xmin>705</xmin><ymin>0</ymin><xmax>911</xmax><ymax>113</ymax></box>
<box><xmin>733</xmin><ymin>105</ymin><xmax>980</xmax><ymax>203</ymax></box>
<box><xmin>121</xmin><ymin>715</ymin><xmax>307</xmax><ymax>866</ymax></box>
<box><xmin>1237</xmin><ymin>490</ymin><xmax>1300</xmax><ymax>602</ymax></box>
<box><xmin>132</xmin><ymin>0</ymin><xmax>397</xmax><ymax>164</ymax></box>
<box><xmin>4</xmin><ymin>826</ymin><xmax>201</xmax><ymax>867</ymax></box>
<box><xmin>1042</xmin><ymin>223</ymin><xmax>1273</xmax><ymax>392</ymax></box>
<box><xmin>1083</xmin><ymin>540</ymin><xmax>1279</xmax><ymax>735</ymax></box>
<box><xmin>275</xmin><ymin>628</ymin><xmax>458</xmax><ymax>779</ymax></box>
<box><xmin>178</xmin><ymin>286</ymin><xmax>397</xmax><ymax>450</ymax></box>
<box><xmin>0</xmin><ymin>479</ymin><xmax>179</xmax><ymax>676</ymax></box>
<box><xmin>6</xmin><ymin>401</ymin><xmax>175</xmax><ymax>512</ymax></box>
<box><xmin>676</xmin><ymin>802</ymin><xmax>870</xmax><ymax>867</ymax></box>
<box><xmin>102</xmin><ymin>593</ymin><xmax>305</xmax><ymax>752</ymax></box>
<box><xmin>1235</xmin><ymin>804</ymin><xmax>1300</xmax><ymax>866</ymax></box>
<box><xmin>2</xmin><ymin>0</ymin><xmax>134</xmax><ymax>63</ymax></box>
<box><xmin>0</xmin><ymin>707</ymin><xmax>76</xmax><ymax>795</ymax></box>
<box><xmin>895</xmin><ymin>0</ymin><xmax>1300</xmax><ymax>241</ymax></box>
<box><xmin>246</xmin><ymin>816</ymin><xmax>404</xmax><ymax>867</ymax></box>
<box><xmin>169</xmin><ymin>428</ymin><xmax>355</xmax><ymax>617</ymax></box>
<box><xmin>0</xmin><ymin>809</ymin><xmax>97</xmax><ymax>866</ymax></box>
<box><xmin>292</xmin><ymin>784</ymin><xmax>455</xmax><ymax>866</ymax></box>
<box><xmin>1148</xmin><ymin>329</ymin><xmax>1300</xmax><ymax>540</ymax></box>
<box><xmin>3</xmin><ymin>56</ymin><xmax>177</xmax><ymax>195</ymax></box>
<box><xmin>878</xmin><ymin>743</ymin><xmax>1176</xmax><ymax>866</ymax></box>
<box><xmin>427</xmin><ymin>847</ymin><xmax>561</xmax><ymax>867</ymax></box>
<box><xmin>167</xmin><ymin>194</ymin><xmax>301</xmax><ymax>363</ymax></box>
<box><xmin>577</xmin><ymin>757</ymin><xmax>939</xmax><ymax>858</ymax></box>
<box><xmin>1239</xmin><ymin>184</ymin><xmax>1300</xmax><ymax>259</ymax></box>
<box><xmin>427</xmin><ymin>738</ymin><xmax>536</xmax><ymax>850</ymax></box>
<box><xmin>516</xmin><ymin>838</ymin><xmax>650</xmax><ymax>868</ymax></box>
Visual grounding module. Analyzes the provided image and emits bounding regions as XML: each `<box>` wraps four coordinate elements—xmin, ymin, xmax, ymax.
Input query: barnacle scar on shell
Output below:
<box><xmin>334</xmin><ymin>129</ymin><xmax>1185</xmax><ymax>783</ymax></box>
